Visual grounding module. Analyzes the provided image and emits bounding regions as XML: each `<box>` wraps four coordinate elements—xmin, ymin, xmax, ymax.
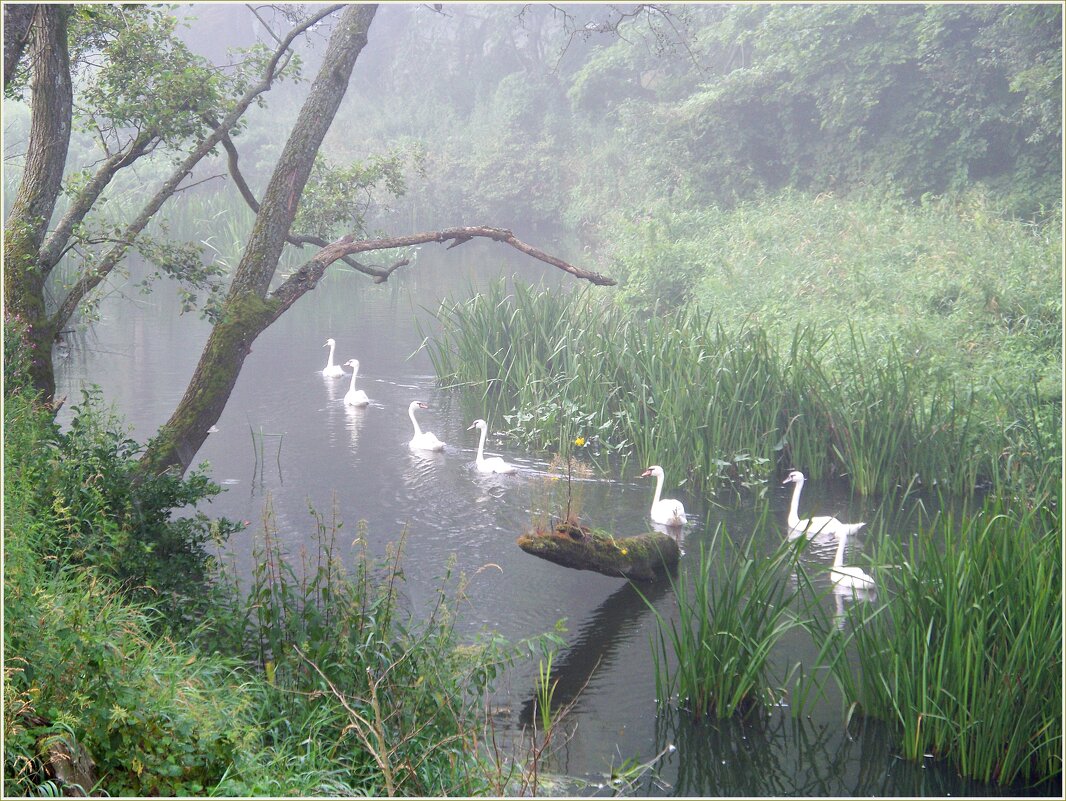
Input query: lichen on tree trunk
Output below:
<box><xmin>517</xmin><ymin>522</ymin><xmax>680</xmax><ymax>582</ymax></box>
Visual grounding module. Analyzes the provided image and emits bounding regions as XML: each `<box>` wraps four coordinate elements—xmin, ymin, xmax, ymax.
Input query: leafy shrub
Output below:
<box><xmin>18</xmin><ymin>387</ymin><xmax>240</xmax><ymax>628</ymax></box>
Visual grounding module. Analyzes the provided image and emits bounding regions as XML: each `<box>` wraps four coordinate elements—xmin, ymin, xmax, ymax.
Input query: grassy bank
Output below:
<box><xmin>2</xmin><ymin>322</ymin><xmax>550</xmax><ymax>796</ymax></box>
<box><xmin>428</xmin><ymin>279</ymin><xmax>1056</xmax><ymax>500</ymax></box>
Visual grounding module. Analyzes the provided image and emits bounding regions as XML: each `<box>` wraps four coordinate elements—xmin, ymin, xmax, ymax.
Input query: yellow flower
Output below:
<box><xmin>574</xmin><ymin>436</ymin><xmax>586</xmax><ymax>447</ymax></box>
<box><xmin>620</xmin><ymin>548</ymin><xmax>628</xmax><ymax>555</ymax></box>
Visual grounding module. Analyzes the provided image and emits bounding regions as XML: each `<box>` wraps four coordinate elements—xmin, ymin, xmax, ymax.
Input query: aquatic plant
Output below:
<box><xmin>815</xmin><ymin>495</ymin><xmax>1062</xmax><ymax>787</ymax></box>
<box><xmin>639</xmin><ymin>522</ymin><xmax>808</xmax><ymax>720</ymax></box>
<box><xmin>428</xmin><ymin>279</ymin><xmax>1056</xmax><ymax>500</ymax></box>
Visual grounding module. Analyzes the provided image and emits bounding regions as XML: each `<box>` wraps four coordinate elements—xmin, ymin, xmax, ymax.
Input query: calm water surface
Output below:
<box><xmin>54</xmin><ymin>243</ymin><xmax>1055</xmax><ymax>797</ymax></box>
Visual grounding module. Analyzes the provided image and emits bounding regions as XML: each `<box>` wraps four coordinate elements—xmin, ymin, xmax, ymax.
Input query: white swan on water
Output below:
<box><xmin>408</xmin><ymin>401</ymin><xmax>445</xmax><ymax>451</ymax></box>
<box><xmin>830</xmin><ymin>527</ymin><xmax>875</xmax><ymax>590</ymax></box>
<box><xmin>342</xmin><ymin>359</ymin><xmax>369</xmax><ymax>407</ymax></box>
<box><xmin>322</xmin><ymin>338</ymin><xmax>345</xmax><ymax>378</ymax></box>
<box><xmin>640</xmin><ymin>465</ymin><xmax>687</xmax><ymax>526</ymax></box>
<box><xmin>782</xmin><ymin>470</ymin><xmax>865</xmax><ymax>538</ymax></box>
<box><xmin>467</xmin><ymin>419</ymin><xmax>516</xmax><ymax>473</ymax></box>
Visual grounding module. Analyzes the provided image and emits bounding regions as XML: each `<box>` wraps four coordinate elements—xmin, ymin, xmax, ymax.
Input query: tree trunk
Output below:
<box><xmin>136</xmin><ymin>4</ymin><xmax>614</xmax><ymax>478</ymax></box>
<box><xmin>3</xmin><ymin>5</ymin><xmax>72</xmax><ymax>401</ymax></box>
<box><xmin>2</xmin><ymin>3</ymin><xmax>36</xmax><ymax>91</ymax></box>
<box><xmin>517</xmin><ymin>522</ymin><xmax>680</xmax><ymax>582</ymax></box>
<box><xmin>140</xmin><ymin>5</ymin><xmax>378</xmax><ymax>476</ymax></box>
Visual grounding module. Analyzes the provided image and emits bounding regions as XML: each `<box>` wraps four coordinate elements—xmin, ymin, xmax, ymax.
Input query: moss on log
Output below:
<box><xmin>517</xmin><ymin>522</ymin><xmax>680</xmax><ymax>582</ymax></box>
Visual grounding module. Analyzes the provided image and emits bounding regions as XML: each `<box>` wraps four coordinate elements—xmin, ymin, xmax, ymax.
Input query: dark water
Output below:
<box><xmin>54</xmin><ymin>243</ymin><xmax>1056</xmax><ymax>797</ymax></box>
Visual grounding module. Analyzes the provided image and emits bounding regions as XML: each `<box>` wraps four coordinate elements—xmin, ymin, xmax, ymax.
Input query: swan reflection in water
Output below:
<box><xmin>833</xmin><ymin>582</ymin><xmax>877</xmax><ymax>629</ymax></box>
<box><xmin>343</xmin><ymin>402</ymin><xmax>366</xmax><ymax>451</ymax></box>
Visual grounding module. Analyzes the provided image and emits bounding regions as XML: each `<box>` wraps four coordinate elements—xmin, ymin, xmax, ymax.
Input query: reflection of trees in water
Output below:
<box><xmin>519</xmin><ymin>577</ymin><xmax>670</xmax><ymax>726</ymax></box>
<box><xmin>655</xmin><ymin>706</ymin><xmax>1043</xmax><ymax>797</ymax></box>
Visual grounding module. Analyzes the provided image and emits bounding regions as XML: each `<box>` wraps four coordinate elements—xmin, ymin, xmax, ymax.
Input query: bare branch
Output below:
<box><xmin>265</xmin><ymin>226</ymin><xmax>613</xmax><ymax>328</ymax></box>
<box><xmin>317</xmin><ymin>227</ymin><xmax>616</xmax><ymax>286</ymax></box>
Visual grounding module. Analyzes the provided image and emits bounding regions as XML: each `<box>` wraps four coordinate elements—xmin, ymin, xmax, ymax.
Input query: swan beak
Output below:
<box><xmin>640</xmin><ymin>469</ymin><xmax>652</xmax><ymax>478</ymax></box>
<box><xmin>467</xmin><ymin>423</ymin><xmax>476</xmax><ymax>430</ymax></box>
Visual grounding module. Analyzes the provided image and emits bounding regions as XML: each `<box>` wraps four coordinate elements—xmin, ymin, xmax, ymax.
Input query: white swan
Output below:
<box><xmin>322</xmin><ymin>338</ymin><xmax>345</xmax><ymax>378</ymax></box>
<box><xmin>467</xmin><ymin>419</ymin><xmax>515</xmax><ymax>474</ymax></box>
<box><xmin>830</xmin><ymin>527</ymin><xmax>875</xmax><ymax>590</ymax></box>
<box><xmin>640</xmin><ymin>465</ymin><xmax>687</xmax><ymax>526</ymax></box>
<box><xmin>408</xmin><ymin>401</ymin><xmax>445</xmax><ymax>451</ymax></box>
<box><xmin>341</xmin><ymin>359</ymin><xmax>370</xmax><ymax>407</ymax></box>
<box><xmin>782</xmin><ymin>470</ymin><xmax>865</xmax><ymax>538</ymax></box>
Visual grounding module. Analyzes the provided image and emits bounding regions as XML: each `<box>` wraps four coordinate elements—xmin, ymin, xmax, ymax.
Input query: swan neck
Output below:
<box><xmin>476</xmin><ymin>425</ymin><xmax>487</xmax><ymax>461</ymax></box>
<box><xmin>788</xmin><ymin>480</ymin><xmax>802</xmax><ymax>527</ymax></box>
<box><xmin>652</xmin><ymin>471</ymin><xmax>664</xmax><ymax>506</ymax></box>
<box><xmin>409</xmin><ymin>405</ymin><xmax>423</xmax><ymax>436</ymax></box>
<box><xmin>348</xmin><ymin>368</ymin><xmax>358</xmax><ymax>391</ymax></box>
<box><xmin>326</xmin><ymin>341</ymin><xmax>336</xmax><ymax>367</ymax></box>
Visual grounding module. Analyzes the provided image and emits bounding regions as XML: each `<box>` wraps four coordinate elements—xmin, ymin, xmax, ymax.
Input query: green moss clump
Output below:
<box><xmin>517</xmin><ymin>522</ymin><xmax>679</xmax><ymax>581</ymax></box>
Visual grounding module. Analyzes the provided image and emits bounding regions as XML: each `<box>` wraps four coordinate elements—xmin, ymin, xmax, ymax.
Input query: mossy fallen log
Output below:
<box><xmin>517</xmin><ymin>522</ymin><xmax>680</xmax><ymax>581</ymax></box>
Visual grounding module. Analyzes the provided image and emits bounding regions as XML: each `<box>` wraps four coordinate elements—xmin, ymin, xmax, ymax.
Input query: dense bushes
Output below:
<box><xmin>608</xmin><ymin>191</ymin><xmax>1061</xmax><ymax>397</ymax></box>
<box><xmin>3</xmin><ymin>358</ymin><xmax>249</xmax><ymax>794</ymax></box>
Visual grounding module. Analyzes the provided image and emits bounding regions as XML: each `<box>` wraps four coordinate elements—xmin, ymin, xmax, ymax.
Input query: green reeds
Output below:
<box><xmin>427</xmin><ymin>279</ymin><xmax>1055</xmax><ymax>500</ymax></box>
<box><xmin>640</xmin><ymin>522</ymin><xmax>807</xmax><ymax>720</ymax></box>
<box><xmin>823</xmin><ymin>496</ymin><xmax>1062</xmax><ymax>786</ymax></box>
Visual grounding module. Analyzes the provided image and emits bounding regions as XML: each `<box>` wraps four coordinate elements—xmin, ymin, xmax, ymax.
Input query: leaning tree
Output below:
<box><xmin>4</xmin><ymin>4</ymin><xmax>614</xmax><ymax>478</ymax></box>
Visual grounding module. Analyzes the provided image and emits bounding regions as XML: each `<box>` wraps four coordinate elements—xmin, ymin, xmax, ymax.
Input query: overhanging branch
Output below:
<box><xmin>266</xmin><ymin>226</ymin><xmax>614</xmax><ymax>328</ymax></box>
<box><xmin>317</xmin><ymin>226</ymin><xmax>616</xmax><ymax>285</ymax></box>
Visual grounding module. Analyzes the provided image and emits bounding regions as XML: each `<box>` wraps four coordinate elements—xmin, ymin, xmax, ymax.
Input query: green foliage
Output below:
<box><xmin>426</xmin><ymin>270</ymin><xmax>1058</xmax><ymax>499</ymax></box>
<box><xmin>3</xmin><ymin>381</ymin><xmax>252</xmax><ymax>796</ymax></box>
<box><xmin>132</xmin><ymin>231</ymin><xmax>230</xmax><ymax>321</ymax></box>
<box><xmin>609</xmin><ymin>190</ymin><xmax>1062</xmax><ymax>408</ymax></box>
<box><xmin>4</xmin><ymin>368</ymin><xmax>238</xmax><ymax>628</ymax></box>
<box><xmin>640</xmin><ymin>523</ymin><xmax>807</xmax><ymax>720</ymax></box>
<box><xmin>4</xmin><ymin>376</ymin><xmax>558</xmax><ymax>796</ymax></box>
<box><xmin>70</xmin><ymin>6</ymin><xmax>228</xmax><ymax>145</ymax></box>
<box><xmin>293</xmin><ymin>149</ymin><xmax>419</xmax><ymax>240</ymax></box>
<box><xmin>206</xmin><ymin>504</ymin><xmax>554</xmax><ymax>796</ymax></box>
<box><xmin>622</xmin><ymin>5</ymin><xmax>1062</xmax><ymax>216</ymax></box>
<box><xmin>814</xmin><ymin>496</ymin><xmax>1062</xmax><ymax>786</ymax></box>
<box><xmin>3</xmin><ymin>312</ymin><xmax>37</xmax><ymax>392</ymax></box>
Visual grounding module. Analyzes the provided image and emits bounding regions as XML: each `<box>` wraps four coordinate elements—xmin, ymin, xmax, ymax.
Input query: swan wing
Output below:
<box><xmin>651</xmin><ymin>499</ymin><xmax>687</xmax><ymax>526</ymax></box>
<box><xmin>410</xmin><ymin>432</ymin><xmax>445</xmax><ymax>451</ymax></box>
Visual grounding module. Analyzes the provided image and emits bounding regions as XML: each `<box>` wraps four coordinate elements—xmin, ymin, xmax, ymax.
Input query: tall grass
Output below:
<box><xmin>3</xmin><ymin>349</ymin><xmax>562</xmax><ymax>796</ymax></box>
<box><xmin>209</xmin><ymin>501</ymin><xmax>538</xmax><ymax>796</ymax></box>
<box><xmin>639</xmin><ymin>522</ymin><xmax>809</xmax><ymax>720</ymax></box>
<box><xmin>427</xmin><ymin>280</ymin><xmax>1055</xmax><ymax>499</ymax></box>
<box><xmin>816</xmin><ymin>495</ymin><xmax>1062</xmax><ymax>786</ymax></box>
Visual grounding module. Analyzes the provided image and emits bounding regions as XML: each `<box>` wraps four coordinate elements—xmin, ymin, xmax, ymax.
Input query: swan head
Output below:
<box><xmin>641</xmin><ymin>465</ymin><xmax>664</xmax><ymax>479</ymax></box>
<box><xmin>467</xmin><ymin>419</ymin><xmax>487</xmax><ymax>431</ymax></box>
<box><xmin>782</xmin><ymin>470</ymin><xmax>806</xmax><ymax>486</ymax></box>
<box><xmin>324</xmin><ymin>338</ymin><xmax>336</xmax><ymax>348</ymax></box>
<box><xmin>410</xmin><ymin>400</ymin><xmax>428</xmax><ymax>411</ymax></box>
<box><xmin>343</xmin><ymin>359</ymin><xmax>359</xmax><ymax>369</ymax></box>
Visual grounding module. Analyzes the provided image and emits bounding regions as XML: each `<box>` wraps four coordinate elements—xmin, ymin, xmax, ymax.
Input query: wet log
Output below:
<box><xmin>517</xmin><ymin>522</ymin><xmax>680</xmax><ymax>582</ymax></box>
